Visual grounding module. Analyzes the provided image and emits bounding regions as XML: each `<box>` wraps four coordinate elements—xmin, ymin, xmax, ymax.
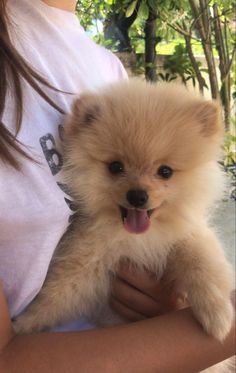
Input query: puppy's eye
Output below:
<box><xmin>108</xmin><ymin>161</ymin><xmax>124</xmax><ymax>174</ymax></box>
<box><xmin>157</xmin><ymin>165</ymin><xmax>173</xmax><ymax>179</ymax></box>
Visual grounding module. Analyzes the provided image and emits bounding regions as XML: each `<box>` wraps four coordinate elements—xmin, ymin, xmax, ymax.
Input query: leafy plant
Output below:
<box><xmin>156</xmin><ymin>72</ymin><xmax>177</xmax><ymax>82</ymax></box>
<box><xmin>163</xmin><ymin>44</ymin><xmax>202</xmax><ymax>86</ymax></box>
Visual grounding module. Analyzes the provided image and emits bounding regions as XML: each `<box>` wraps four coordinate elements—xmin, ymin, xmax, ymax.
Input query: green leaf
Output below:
<box><xmin>126</xmin><ymin>0</ymin><xmax>138</xmax><ymax>17</ymax></box>
<box><xmin>138</xmin><ymin>1</ymin><xmax>149</xmax><ymax>19</ymax></box>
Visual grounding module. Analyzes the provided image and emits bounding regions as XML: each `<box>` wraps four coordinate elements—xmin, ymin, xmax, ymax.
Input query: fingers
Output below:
<box><xmin>109</xmin><ymin>296</ymin><xmax>146</xmax><ymax>322</ymax></box>
<box><xmin>110</xmin><ymin>275</ymin><xmax>161</xmax><ymax>319</ymax></box>
<box><xmin>116</xmin><ymin>262</ymin><xmax>161</xmax><ymax>302</ymax></box>
<box><xmin>110</xmin><ymin>261</ymin><xmax>189</xmax><ymax>322</ymax></box>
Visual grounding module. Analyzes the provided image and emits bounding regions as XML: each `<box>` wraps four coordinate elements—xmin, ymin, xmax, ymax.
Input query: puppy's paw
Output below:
<box><xmin>194</xmin><ymin>296</ymin><xmax>234</xmax><ymax>341</ymax></box>
<box><xmin>13</xmin><ymin>313</ymin><xmax>43</xmax><ymax>335</ymax></box>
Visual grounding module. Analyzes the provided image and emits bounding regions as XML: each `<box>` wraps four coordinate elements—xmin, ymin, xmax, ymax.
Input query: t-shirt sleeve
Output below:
<box><xmin>100</xmin><ymin>47</ymin><xmax>128</xmax><ymax>82</ymax></box>
<box><xmin>110</xmin><ymin>54</ymin><xmax>129</xmax><ymax>81</ymax></box>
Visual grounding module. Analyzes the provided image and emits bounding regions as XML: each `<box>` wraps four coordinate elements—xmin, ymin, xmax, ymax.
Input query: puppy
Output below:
<box><xmin>14</xmin><ymin>80</ymin><xmax>234</xmax><ymax>371</ymax></box>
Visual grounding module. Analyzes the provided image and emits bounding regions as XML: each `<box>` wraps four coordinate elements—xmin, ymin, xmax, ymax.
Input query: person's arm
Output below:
<box><xmin>0</xmin><ymin>283</ymin><xmax>235</xmax><ymax>373</ymax></box>
<box><xmin>42</xmin><ymin>0</ymin><xmax>76</xmax><ymax>12</ymax></box>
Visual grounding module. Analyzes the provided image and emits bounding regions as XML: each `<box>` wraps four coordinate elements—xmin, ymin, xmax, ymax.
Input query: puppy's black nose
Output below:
<box><xmin>126</xmin><ymin>189</ymin><xmax>149</xmax><ymax>208</ymax></box>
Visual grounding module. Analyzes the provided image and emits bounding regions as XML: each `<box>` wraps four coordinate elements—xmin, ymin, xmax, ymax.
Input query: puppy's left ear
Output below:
<box><xmin>192</xmin><ymin>100</ymin><xmax>222</xmax><ymax>137</ymax></box>
<box><xmin>65</xmin><ymin>94</ymin><xmax>101</xmax><ymax>136</ymax></box>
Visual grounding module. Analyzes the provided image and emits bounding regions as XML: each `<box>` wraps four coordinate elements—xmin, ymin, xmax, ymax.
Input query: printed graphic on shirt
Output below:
<box><xmin>39</xmin><ymin>125</ymin><xmax>75</xmax><ymax>218</ymax></box>
<box><xmin>40</xmin><ymin>133</ymin><xmax>63</xmax><ymax>176</ymax></box>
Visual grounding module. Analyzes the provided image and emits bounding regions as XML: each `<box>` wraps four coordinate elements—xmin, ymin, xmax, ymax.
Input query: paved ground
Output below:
<box><xmin>210</xmin><ymin>196</ymin><xmax>235</xmax><ymax>265</ymax></box>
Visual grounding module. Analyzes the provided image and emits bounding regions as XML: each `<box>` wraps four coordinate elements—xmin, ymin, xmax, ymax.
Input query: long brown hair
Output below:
<box><xmin>0</xmin><ymin>0</ymin><xmax>65</xmax><ymax>170</ymax></box>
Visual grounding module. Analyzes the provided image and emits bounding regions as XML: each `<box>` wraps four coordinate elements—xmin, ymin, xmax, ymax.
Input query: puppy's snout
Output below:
<box><xmin>126</xmin><ymin>189</ymin><xmax>149</xmax><ymax>208</ymax></box>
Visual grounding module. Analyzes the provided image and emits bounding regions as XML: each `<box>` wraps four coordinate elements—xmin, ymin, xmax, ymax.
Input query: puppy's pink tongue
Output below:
<box><xmin>124</xmin><ymin>209</ymin><xmax>150</xmax><ymax>234</ymax></box>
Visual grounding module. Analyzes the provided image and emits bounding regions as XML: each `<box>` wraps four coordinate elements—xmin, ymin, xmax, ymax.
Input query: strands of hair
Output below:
<box><xmin>0</xmin><ymin>0</ymin><xmax>66</xmax><ymax>170</ymax></box>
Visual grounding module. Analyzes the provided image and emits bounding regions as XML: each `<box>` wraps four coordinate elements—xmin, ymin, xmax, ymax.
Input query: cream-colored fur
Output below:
<box><xmin>14</xmin><ymin>80</ymin><xmax>235</xmax><ymax>372</ymax></box>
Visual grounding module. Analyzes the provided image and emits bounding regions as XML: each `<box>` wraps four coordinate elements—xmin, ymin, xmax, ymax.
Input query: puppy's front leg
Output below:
<box><xmin>13</xmin><ymin>273</ymin><xmax>76</xmax><ymax>334</ymax></box>
<box><xmin>167</xmin><ymin>229</ymin><xmax>234</xmax><ymax>341</ymax></box>
<box><xmin>13</xmin><ymin>255</ymin><xmax>107</xmax><ymax>334</ymax></box>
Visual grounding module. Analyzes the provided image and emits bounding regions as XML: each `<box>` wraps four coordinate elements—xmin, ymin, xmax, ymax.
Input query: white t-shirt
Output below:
<box><xmin>0</xmin><ymin>0</ymin><xmax>127</xmax><ymax>326</ymax></box>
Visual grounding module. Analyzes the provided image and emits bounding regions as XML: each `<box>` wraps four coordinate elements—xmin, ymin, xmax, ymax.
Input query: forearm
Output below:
<box><xmin>1</xmin><ymin>308</ymin><xmax>235</xmax><ymax>373</ymax></box>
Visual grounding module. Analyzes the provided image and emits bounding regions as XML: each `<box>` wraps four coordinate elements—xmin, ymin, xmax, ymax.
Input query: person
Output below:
<box><xmin>0</xmin><ymin>0</ymin><xmax>235</xmax><ymax>371</ymax></box>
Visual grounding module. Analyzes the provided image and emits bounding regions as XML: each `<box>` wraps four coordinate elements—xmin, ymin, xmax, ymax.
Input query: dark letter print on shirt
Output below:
<box><xmin>39</xmin><ymin>133</ymin><xmax>63</xmax><ymax>176</ymax></box>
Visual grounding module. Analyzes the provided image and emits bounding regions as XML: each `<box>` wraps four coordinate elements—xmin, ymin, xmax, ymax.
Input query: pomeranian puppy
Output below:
<box><xmin>14</xmin><ymin>80</ymin><xmax>234</xmax><ymax>371</ymax></box>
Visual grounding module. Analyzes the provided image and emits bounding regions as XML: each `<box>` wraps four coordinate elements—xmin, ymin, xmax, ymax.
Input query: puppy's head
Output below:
<box><xmin>63</xmin><ymin>80</ymin><xmax>224</xmax><ymax>234</ymax></box>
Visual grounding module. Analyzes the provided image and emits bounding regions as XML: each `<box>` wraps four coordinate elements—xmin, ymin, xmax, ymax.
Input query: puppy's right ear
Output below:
<box><xmin>65</xmin><ymin>94</ymin><xmax>101</xmax><ymax>136</ymax></box>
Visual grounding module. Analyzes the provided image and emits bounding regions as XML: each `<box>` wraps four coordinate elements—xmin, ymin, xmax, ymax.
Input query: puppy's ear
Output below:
<box><xmin>66</xmin><ymin>94</ymin><xmax>101</xmax><ymax>135</ymax></box>
<box><xmin>191</xmin><ymin>100</ymin><xmax>222</xmax><ymax>137</ymax></box>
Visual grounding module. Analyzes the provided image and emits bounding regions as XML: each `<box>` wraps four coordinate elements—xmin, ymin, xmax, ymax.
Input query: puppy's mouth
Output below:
<box><xmin>119</xmin><ymin>206</ymin><xmax>154</xmax><ymax>234</ymax></box>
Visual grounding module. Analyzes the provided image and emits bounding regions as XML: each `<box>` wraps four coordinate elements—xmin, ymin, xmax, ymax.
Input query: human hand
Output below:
<box><xmin>110</xmin><ymin>261</ymin><xmax>188</xmax><ymax>322</ymax></box>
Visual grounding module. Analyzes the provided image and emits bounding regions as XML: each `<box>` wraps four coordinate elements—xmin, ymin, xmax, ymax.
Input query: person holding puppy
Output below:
<box><xmin>0</xmin><ymin>0</ymin><xmax>235</xmax><ymax>372</ymax></box>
